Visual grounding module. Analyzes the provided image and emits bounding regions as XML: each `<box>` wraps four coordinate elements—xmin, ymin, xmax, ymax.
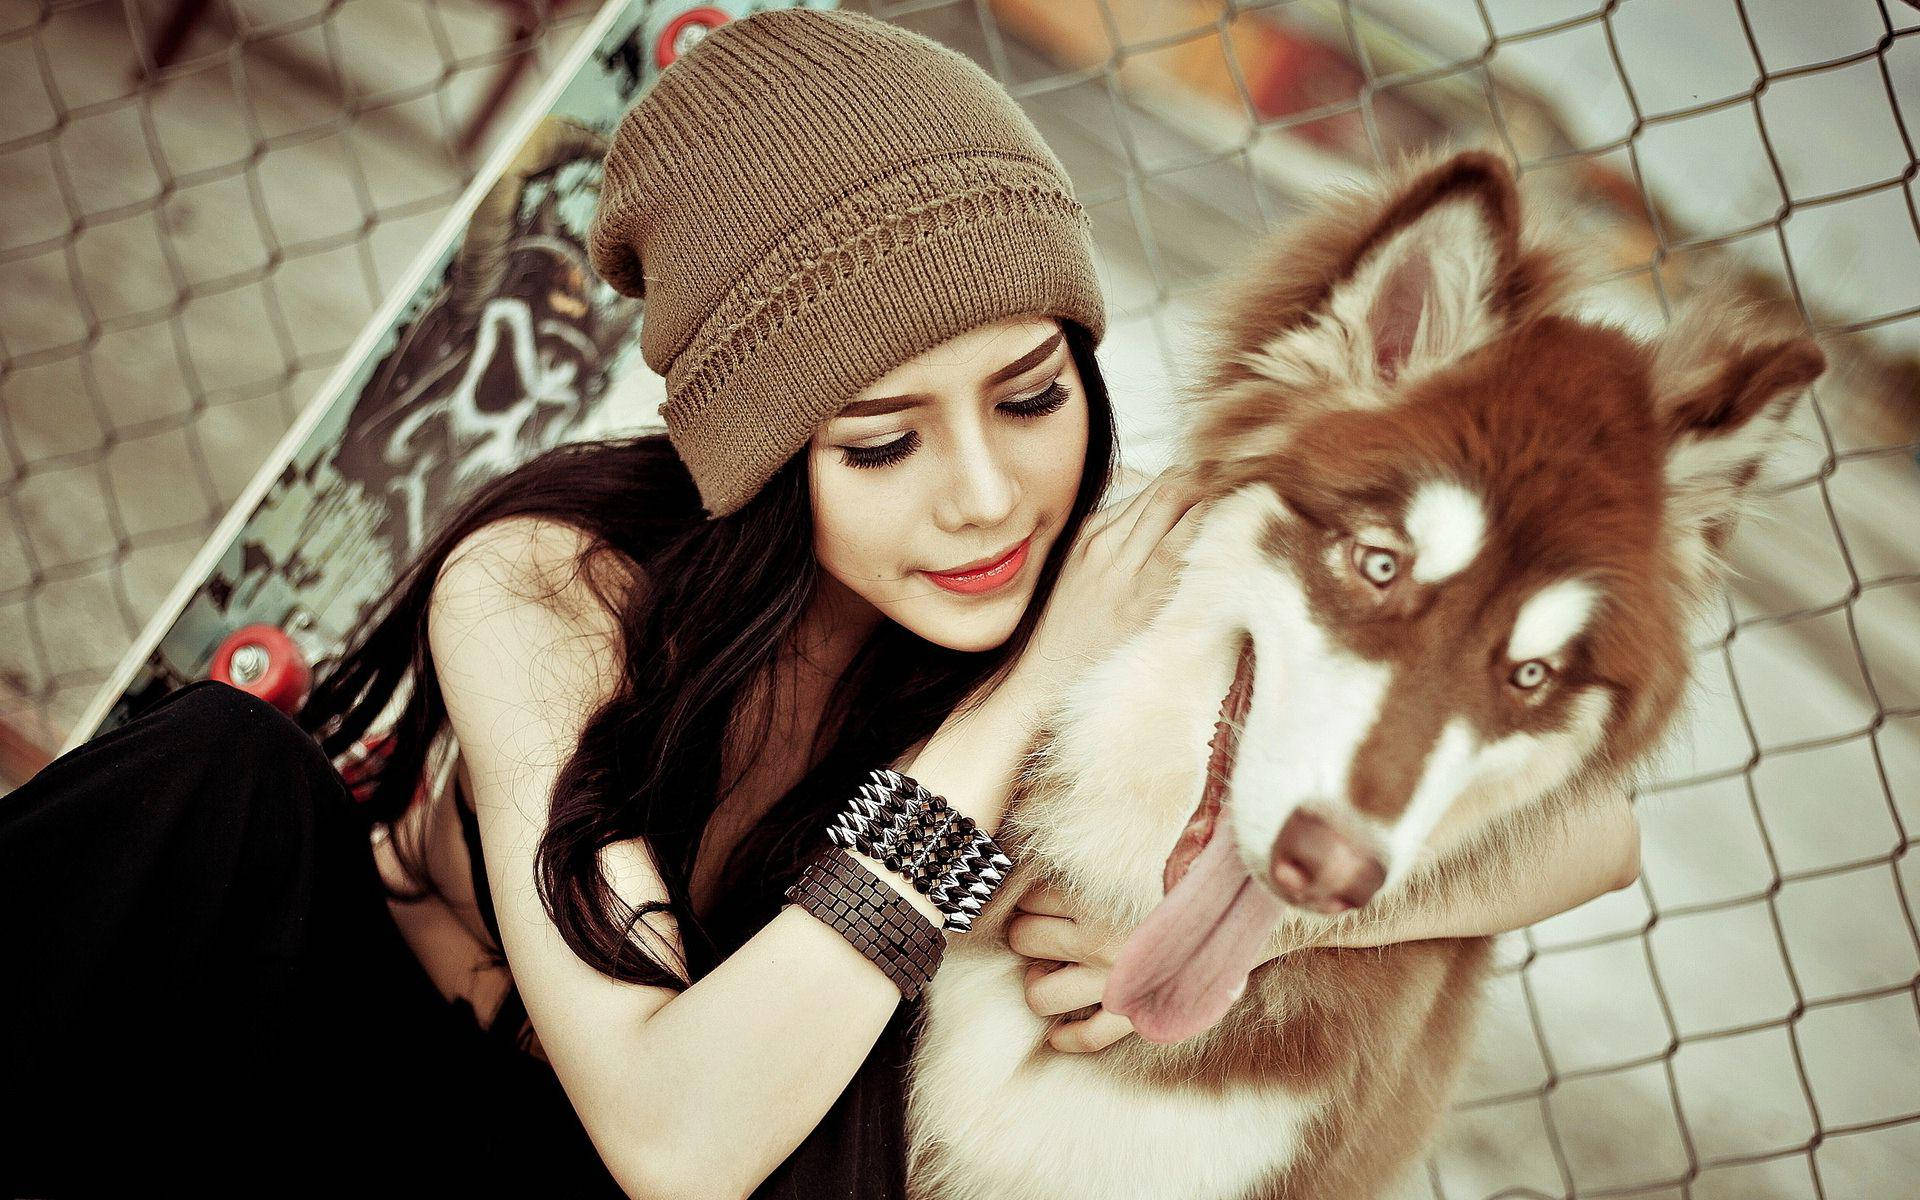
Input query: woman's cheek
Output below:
<box><xmin>1037</xmin><ymin>395</ymin><xmax>1090</xmax><ymax>508</ymax></box>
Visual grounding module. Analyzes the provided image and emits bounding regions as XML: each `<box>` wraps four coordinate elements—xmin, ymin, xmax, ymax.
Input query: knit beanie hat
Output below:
<box><xmin>587</xmin><ymin>7</ymin><xmax>1107</xmax><ymax>519</ymax></box>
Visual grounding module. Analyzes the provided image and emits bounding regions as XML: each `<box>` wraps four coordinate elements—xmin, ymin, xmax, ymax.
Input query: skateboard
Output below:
<box><xmin>60</xmin><ymin>0</ymin><xmax>839</xmax><ymax>770</ymax></box>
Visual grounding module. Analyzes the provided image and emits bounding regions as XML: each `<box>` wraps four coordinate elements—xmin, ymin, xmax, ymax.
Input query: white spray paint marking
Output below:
<box><xmin>1508</xmin><ymin>579</ymin><xmax>1600</xmax><ymax>661</ymax></box>
<box><xmin>1405</xmin><ymin>481</ymin><xmax>1487</xmax><ymax>583</ymax></box>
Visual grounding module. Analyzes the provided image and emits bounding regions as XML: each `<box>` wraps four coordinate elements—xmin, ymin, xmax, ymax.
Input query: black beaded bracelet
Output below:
<box><xmin>823</xmin><ymin>767</ymin><xmax>1014</xmax><ymax>932</ymax></box>
<box><xmin>783</xmin><ymin>848</ymin><xmax>945</xmax><ymax>1001</ymax></box>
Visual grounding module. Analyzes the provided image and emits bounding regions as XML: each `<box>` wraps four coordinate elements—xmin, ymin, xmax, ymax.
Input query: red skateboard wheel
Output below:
<box><xmin>209</xmin><ymin>624</ymin><xmax>312</xmax><ymax>715</ymax></box>
<box><xmin>656</xmin><ymin>6</ymin><xmax>730</xmax><ymax>68</ymax></box>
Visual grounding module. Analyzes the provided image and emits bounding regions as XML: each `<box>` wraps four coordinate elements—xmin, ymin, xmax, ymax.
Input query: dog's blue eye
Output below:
<box><xmin>1354</xmin><ymin>545</ymin><xmax>1399</xmax><ymax>587</ymax></box>
<box><xmin>1510</xmin><ymin>660</ymin><xmax>1551</xmax><ymax>689</ymax></box>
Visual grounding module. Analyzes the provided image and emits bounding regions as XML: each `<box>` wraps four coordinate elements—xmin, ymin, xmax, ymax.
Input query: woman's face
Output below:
<box><xmin>807</xmin><ymin>314</ymin><xmax>1090</xmax><ymax>654</ymax></box>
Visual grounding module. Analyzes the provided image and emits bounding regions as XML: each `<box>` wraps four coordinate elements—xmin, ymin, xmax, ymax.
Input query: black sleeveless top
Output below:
<box><xmin>449</xmin><ymin>775</ymin><xmax>918</xmax><ymax>1198</ymax></box>
<box><xmin>450</xmin><ymin>782</ymin><xmax>533</xmax><ymax>1052</ymax></box>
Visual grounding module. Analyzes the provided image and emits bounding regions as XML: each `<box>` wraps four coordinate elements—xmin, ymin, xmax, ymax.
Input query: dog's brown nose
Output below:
<box><xmin>1270</xmin><ymin>809</ymin><xmax>1386</xmax><ymax>914</ymax></box>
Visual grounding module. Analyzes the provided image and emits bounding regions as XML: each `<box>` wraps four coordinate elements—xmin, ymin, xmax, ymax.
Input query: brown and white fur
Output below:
<box><xmin>902</xmin><ymin>151</ymin><xmax>1826</xmax><ymax>1200</ymax></box>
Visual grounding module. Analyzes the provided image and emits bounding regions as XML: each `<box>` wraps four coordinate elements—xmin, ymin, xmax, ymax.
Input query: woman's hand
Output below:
<box><xmin>1003</xmin><ymin>465</ymin><xmax>1213</xmax><ymax>715</ymax></box>
<box><xmin>899</xmin><ymin>469</ymin><xmax>1210</xmax><ymax>836</ymax></box>
<box><xmin>1007</xmin><ymin>883</ymin><xmax>1137</xmax><ymax>1053</ymax></box>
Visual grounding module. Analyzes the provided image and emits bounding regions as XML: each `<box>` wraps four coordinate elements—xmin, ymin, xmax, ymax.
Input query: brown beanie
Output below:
<box><xmin>587</xmin><ymin>7</ymin><xmax>1107</xmax><ymax>519</ymax></box>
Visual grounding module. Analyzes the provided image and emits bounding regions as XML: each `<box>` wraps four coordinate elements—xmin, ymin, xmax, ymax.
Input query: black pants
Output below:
<box><xmin>0</xmin><ymin>680</ymin><xmax>622</xmax><ymax>1197</ymax></box>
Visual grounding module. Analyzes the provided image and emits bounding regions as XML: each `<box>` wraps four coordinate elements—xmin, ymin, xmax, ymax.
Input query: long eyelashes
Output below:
<box><xmin>840</xmin><ymin>431</ymin><xmax>919</xmax><ymax>470</ymax></box>
<box><xmin>1001</xmin><ymin>379</ymin><xmax>1072</xmax><ymax>420</ymax></box>
<box><xmin>838</xmin><ymin>380</ymin><xmax>1072</xmax><ymax>470</ymax></box>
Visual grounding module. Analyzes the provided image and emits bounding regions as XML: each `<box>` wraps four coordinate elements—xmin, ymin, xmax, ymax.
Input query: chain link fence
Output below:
<box><xmin>0</xmin><ymin>0</ymin><xmax>600</xmax><ymax>750</ymax></box>
<box><xmin>2</xmin><ymin>0</ymin><xmax>1915</xmax><ymax>1194</ymax></box>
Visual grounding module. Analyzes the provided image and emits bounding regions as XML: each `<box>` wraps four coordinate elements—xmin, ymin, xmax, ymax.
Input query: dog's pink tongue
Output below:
<box><xmin>1104</xmin><ymin>807</ymin><xmax>1283</xmax><ymax>1045</ymax></box>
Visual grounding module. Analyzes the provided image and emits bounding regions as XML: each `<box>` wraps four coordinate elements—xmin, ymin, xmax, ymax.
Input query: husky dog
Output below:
<box><xmin>904</xmin><ymin>150</ymin><xmax>1825</xmax><ymax>1200</ymax></box>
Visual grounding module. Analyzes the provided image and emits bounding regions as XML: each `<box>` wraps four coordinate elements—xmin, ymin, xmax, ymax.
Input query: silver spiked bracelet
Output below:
<box><xmin>824</xmin><ymin>767</ymin><xmax>1014</xmax><ymax>932</ymax></box>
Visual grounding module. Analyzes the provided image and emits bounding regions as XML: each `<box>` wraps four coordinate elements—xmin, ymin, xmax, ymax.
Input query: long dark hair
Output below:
<box><xmin>297</xmin><ymin>319</ymin><xmax>1117</xmax><ymax>988</ymax></box>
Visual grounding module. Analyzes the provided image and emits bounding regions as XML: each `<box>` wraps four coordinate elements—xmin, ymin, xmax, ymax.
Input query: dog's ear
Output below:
<box><xmin>1184</xmin><ymin>152</ymin><xmax>1534</xmax><ymax>498</ymax></box>
<box><xmin>1316</xmin><ymin>150</ymin><xmax>1525</xmax><ymax>387</ymax></box>
<box><xmin>1654</xmin><ymin>290</ymin><xmax>1825</xmax><ymax>567</ymax></box>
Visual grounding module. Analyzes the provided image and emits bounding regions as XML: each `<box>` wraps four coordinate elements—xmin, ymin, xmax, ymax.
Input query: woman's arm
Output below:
<box><xmin>1323</xmin><ymin>788</ymin><xmax>1641</xmax><ymax>949</ymax></box>
<box><xmin>1007</xmin><ymin>785</ymin><xmax>1641</xmax><ymax>1051</ymax></box>
<box><xmin>435</xmin><ymin>518</ymin><xmax>1037</xmax><ymax>1200</ymax></box>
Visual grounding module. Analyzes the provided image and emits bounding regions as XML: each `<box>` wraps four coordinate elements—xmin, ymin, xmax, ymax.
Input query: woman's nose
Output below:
<box><xmin>936</xmin><ymin>430</ymin><xmax>1019</xmax><ymax>531</ymax></box>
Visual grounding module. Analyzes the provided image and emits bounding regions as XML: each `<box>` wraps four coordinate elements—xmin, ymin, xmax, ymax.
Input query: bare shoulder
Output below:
<box><xmin>427</xmin><ymin>513</ymin><xmax>653</xmax><ymax>839</ymax></box>
<box><xmin>435</xmin><ymin>515</ymin><xmax>647</xmax><ymax>628</ymax></box>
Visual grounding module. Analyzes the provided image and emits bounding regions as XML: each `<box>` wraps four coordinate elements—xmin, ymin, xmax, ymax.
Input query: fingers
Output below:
<box><xmin>1163</xmin><ymin>490</ymin><xmax>1212</xmax><ymax>553</ymax></box>
<box><xmin>1090</xmin><ymin>462</ymin><xmax>1190</xmax><ymax>549</ymax></box>
<box><xmin>1023</xmin><ymin>958</ymin><xmax>1140</xmax><ymax>1053</ymax></box>
<box><xmin>1024</xmin><ymin>960</ymin><xmax>1104</xmax><ymax>1016</ymax></box>
<box><xmin>1145</xmin><ymin>493</ymin><xmax>1213</xmax><ymax>586</ymax></box>
<box><xmin>1048</xmin><ymin>1007</ymin><xmax>1137</xmax><ymax>1054</ymax></box>
<box><xmin>1010</xmin><ymin>890</ymin><xmax>1139</xmax><ymax>1054</ymax></box>
<box><xmin>1116</xmin><ymin>466</ymin><xmax>1207</xmax><ymax>569</ymax></box>
<box><xmin>1013</xmin><ymin>882</ymin><xmax>1078</xmax><ymax>919</ymax></box>
<box><xmin>1007</xmin><ymin>911</ymin><xmax>1081</xmax><ymax>963</ymax></box>
<box><xmin>1083</xmin><ymin>466</ymin><xmax>1171</xmax><ymax>546</ymax></box>
<box><xmin>1103</xmin><ymin>464</ymin><xmax>1158</xmax><ymax>503</ymax></box>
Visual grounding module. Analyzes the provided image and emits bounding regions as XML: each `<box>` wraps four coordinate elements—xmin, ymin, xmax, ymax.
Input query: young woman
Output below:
<box><xmin>0</xmin><ymin>9</ymin><xmax>1639</xmax><ymax>1199</ymax></box>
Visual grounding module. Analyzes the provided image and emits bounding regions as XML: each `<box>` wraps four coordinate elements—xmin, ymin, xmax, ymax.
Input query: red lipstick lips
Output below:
<box><xmin>921</xmin><ymin>536</ymin><xmax>1030</xmax><ymax>595</ymax></box>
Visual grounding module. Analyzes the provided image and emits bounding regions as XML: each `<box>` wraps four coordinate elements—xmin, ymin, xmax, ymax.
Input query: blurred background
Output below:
<box><xmin>2</xmin><ymin>0</ymin><xmax>1916</xmax><ymax>1194</ymax></box>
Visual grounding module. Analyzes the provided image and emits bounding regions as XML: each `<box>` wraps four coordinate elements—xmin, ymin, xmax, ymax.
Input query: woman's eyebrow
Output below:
<box><xmin>836</xmin><ymin>332</ymin><xmax>1064</xmax><ymax>419</ymax></box>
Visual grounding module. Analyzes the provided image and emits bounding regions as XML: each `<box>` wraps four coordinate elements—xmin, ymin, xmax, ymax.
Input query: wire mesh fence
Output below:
<box><xmin>0</xmin><ymin>0</ymin><xmax>602</xmax><ymax>748</ymax></box>
<box><xmin>1</xmin><ymin>0</ymin><xmax>1915</xmax><ymax>1194</ymax></box>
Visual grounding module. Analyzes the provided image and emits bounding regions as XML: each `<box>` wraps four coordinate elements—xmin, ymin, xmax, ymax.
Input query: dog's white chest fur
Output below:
<box><xmin>906</xmin><ymin>942</ymin><xmax>1319</xmax><ymax>1200</ymax></box>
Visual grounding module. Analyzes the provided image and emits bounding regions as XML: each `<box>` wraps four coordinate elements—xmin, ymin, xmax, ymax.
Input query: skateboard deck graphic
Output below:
<box><xmin>67</xmin><ymin>0</ymin><xmax>837</xmax><ymax>751</ymax></box>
